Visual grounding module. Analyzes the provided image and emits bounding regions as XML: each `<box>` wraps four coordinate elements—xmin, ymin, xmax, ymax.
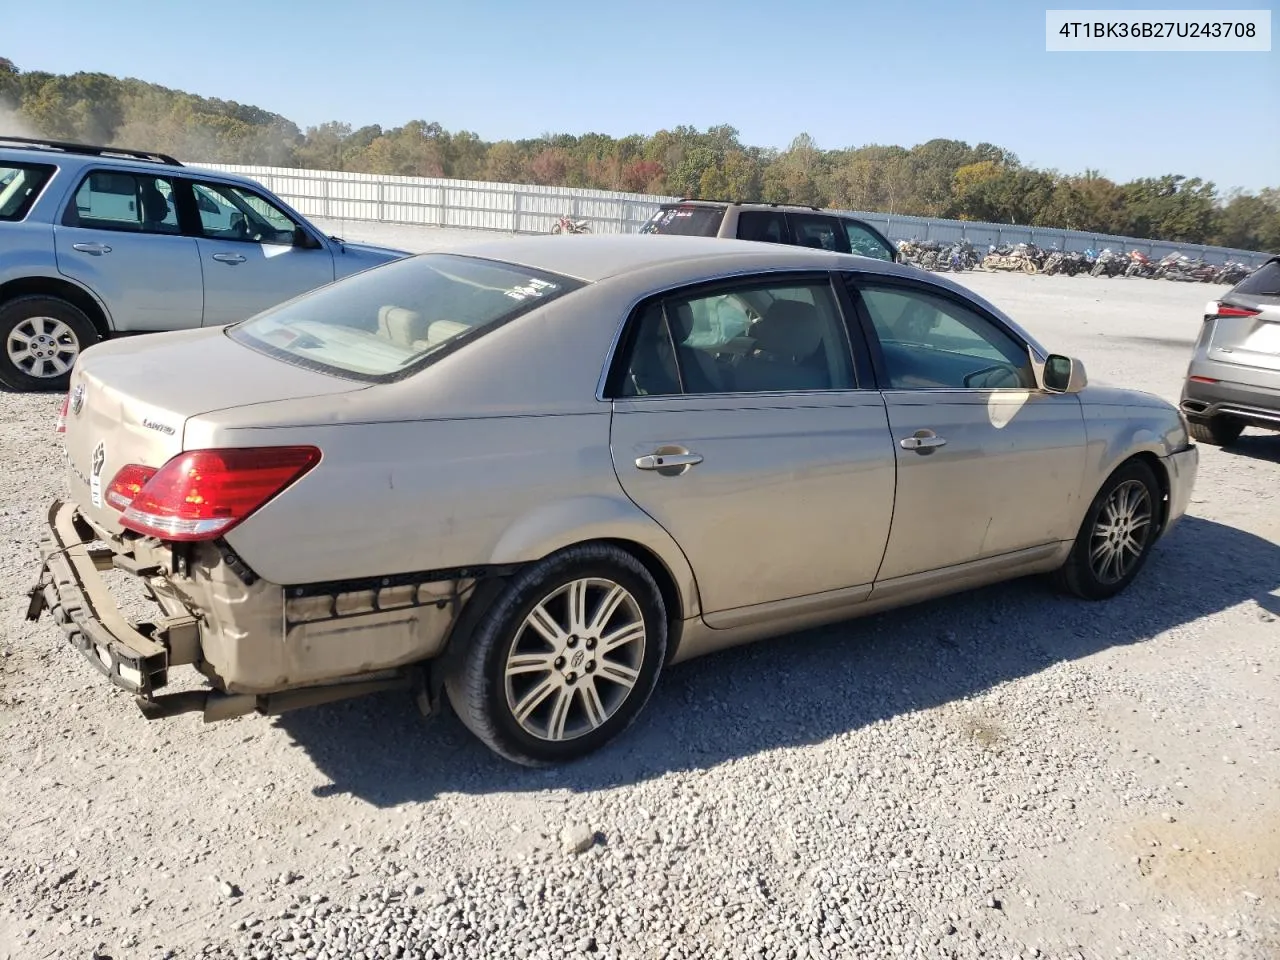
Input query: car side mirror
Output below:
<box><xmin>1041</xmin><ymin>354</ymin><xmax>1087</xmax><ymax>393</ymax></box>
<box><xmin>292</xmin><ymin>226</ymin><xmax>319</xmax><ymax>249</ymax></box>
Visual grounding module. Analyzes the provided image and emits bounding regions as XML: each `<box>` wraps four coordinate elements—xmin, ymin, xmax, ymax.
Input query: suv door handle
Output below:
<box><xmin>635</xmin><ymin>452</ymin><xmax>703</xmax><ymax>470</ymax></box>
<box><xmin>212</xmin><ymin>252</ymin><xmax>246</xmax><ymax>264</ymax></box>
<box><xmin>72</xmin><ymin>242</ymin><xmax>111</xmax><ymax>255</ymax></box>
<box><xmin>900</xmin><ymin>431</ymin><xmax>947</xmax><ymax>454</ymax></box>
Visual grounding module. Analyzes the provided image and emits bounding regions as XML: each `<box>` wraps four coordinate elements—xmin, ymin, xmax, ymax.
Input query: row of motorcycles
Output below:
<box><xmin>898</xmin><ymin>239</ymin><xmax>1254</xmax><ymax>284</ymax></box>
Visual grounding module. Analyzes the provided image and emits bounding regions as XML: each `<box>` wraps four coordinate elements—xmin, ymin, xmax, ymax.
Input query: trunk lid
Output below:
<box><xmin>1208</xmin><ymin>300</ymin><xmax>1280</xmax><ymax>375</ymax></box>
<box><xmin>62</xmin><ymin>326</ymin><xmax>365</xmax><ymax>534</ymax></box>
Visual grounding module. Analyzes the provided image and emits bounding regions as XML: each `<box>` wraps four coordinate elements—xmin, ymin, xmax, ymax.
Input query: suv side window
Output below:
<box><xmin>0</xmin><ymin>162</ymin><xmax>56</xmax><ymax>221</ymax></box>
<box><xmin>64</xmin><ymin>171</ymin><xmax>182</xmax><ymax>235</ymax></box>
<box><xmin>616</xmin><ymin>279</ymin><xmax>856</xmax><ymax>396</ymax></box>
<box><xmin>843</xmin><ymin>220</ymin><xmax>895</xmax><ymax>261</ymax></box>
<box><xmin>736</xmin><ymin>210</ymin><xmax>788</xmax><ymax>244</ymax></box>
<box><xmin>192</xmin><ymin>181</ymin><xmax>298</xmax><ymax>245</ymax></box>
<box><xmin>787</xmin><ymin>214</ymin><xmax>851</xmax><ymax>253</ymax></box>
<box><xmin>852</xmin><ymin>282</ymin><xmax>1034</xmax><ymax>390</ymax></box>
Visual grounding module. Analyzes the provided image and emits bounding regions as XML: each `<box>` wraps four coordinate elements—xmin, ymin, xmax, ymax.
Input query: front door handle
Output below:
<box><xmin>72</xmin><ymin>242</ymin><xmax>112</xmax><ymax>255</ymax></box>
<box><xmin>212</xmin><ymin>252</ymin><xmax>246</xmax><ymax>264</ymax></box>
<box><xmin>635</xmin><ymin>452</ymin><xmax>703</xmax><ymax>471</ymax></box>
<box><xmin>900</xmin><ymin>431</ymin><xmax>947</xmax><ymax>454</ymax></box>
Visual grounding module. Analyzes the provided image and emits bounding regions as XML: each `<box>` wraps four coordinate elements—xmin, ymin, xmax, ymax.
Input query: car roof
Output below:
<box><xmin>442</xmin><ymin>233</ymin><xmax>889</xmax><ymax>283</ymax></box>
<box><xmin>659</xmin><ymin>198</ymin><xmax>827</xmax><ymax>213</ymax></box>
<box><xmin>0</xmin><ymin>141</ymin><xmax>251</xmax><ymax>186</ymax></box>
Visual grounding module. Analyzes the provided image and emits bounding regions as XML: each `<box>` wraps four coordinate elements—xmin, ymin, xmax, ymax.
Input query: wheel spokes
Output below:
<box><xmin>504</xmin><ymin>576</ymin><xmax>647</xmax><ymax>742</ymax></box>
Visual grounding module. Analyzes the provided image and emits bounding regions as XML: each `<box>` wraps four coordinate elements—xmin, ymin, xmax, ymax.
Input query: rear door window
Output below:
<box><xmin>787</xmin><ymin>214</ymin><xmax>851</xmax><ymax>253</ymax></box>
<box><xmin>0</xmin><ymin>162</ymin><xmax>55</xmax><ymax>221</ymax></box>
<box><xmin>736</xmin><ymin>210</ymin><xmax>789</xmax><ymax>244</ymax></box>
<box><xmin>640</xmin><ymin>205</ymin><xmax>726</xmax><ymax>236</ymax></box>
<box><xmin>1229</xmin><ymin>260</ymin><xmax>1280</xmax><ymax>301</ymax></box>
<box><xmin>64</xmin><ymin>170</ymin><xmax>182</xmax><ymax>235</ymax></box>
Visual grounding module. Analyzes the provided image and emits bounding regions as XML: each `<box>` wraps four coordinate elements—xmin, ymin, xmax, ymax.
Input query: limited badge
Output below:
<box><xmin>89</xmin><ymin>441</ymin><xmax>105</xmax><ymax>508</ymax></box>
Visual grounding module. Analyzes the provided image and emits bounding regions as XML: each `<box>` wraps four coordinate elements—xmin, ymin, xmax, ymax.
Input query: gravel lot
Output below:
<box><xmin>2</xmin><ymin>225</ymin><xmax>1277</xmax><ymax>960</ymax></box>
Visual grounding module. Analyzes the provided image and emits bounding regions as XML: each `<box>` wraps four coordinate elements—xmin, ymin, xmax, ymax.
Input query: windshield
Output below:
<box><xmin>0</xmin><ymin>162</ymin><xmax>55</xmax><ymax>221</ymax></box>
<box><xmin>639</xmin><ymin>205</ymin><xmax>725</xmax><ymax>236</ymax></box>
<box><xmin>228</xmin><ymin>253</ymin><xmax>584</xmax><ymax>382</ymax></box>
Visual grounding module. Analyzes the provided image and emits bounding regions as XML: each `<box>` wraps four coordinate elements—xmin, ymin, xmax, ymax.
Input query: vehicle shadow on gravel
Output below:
<box><xmin>1225</xmin><ymin>433</ymin><xmax>1280</xmax><ymax>464</ymax></box>
<box><xmin>277</xmin><ymin>515</ymin><xmax>1280</xmax><ymax>805</ymax></box>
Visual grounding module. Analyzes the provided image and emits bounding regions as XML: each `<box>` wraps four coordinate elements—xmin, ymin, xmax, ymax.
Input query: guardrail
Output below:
<box><xmin>199</xmin><ymin>163</ymin><xmax>1274</xmax><ymax>268</ymax></box>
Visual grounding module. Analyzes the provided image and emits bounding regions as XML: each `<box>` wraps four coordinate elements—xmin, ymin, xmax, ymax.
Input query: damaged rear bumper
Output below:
<box><xmin>27</xmin><ymin>500</ymin><xmax>478</xmax><ymax>722</ymax></box>
<box><xmin>28</xmin><ymin>500</ymin><xmax>184</xmax><ymax>699</ymax></box>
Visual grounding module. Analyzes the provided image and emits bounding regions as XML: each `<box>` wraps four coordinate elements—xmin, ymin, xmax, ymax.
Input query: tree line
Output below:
<box><xmin>2</xmin><ymin>59</ymin><xmax>1277</xmax><ymax>252</ymax></box>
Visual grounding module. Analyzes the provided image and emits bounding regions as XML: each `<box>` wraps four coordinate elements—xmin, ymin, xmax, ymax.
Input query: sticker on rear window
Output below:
<box><xmin>504</xmin><ymin>278</ymin><xmax>560</xmax><ymax>301</ymax></box>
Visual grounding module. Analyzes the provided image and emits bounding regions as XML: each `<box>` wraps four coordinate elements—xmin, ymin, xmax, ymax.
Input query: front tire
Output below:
<box><xmin>1188</xmin><ymin>416</ymin><xmax>1244</xmax><ymax>447</ymax></box>
<box><xmin>0</xmin><ymin>295</ymin><xmax>99</xmax><ymax>392</ymax></box>
<box><xmin>1053</xmin><ymin>459</ymin><xmax>1162</xmax><ymax>601</ymax></box>
<box><xmin>444</xmin><ymin>543</ymin><xmax>668</xmax><ymax>765</ymax></box>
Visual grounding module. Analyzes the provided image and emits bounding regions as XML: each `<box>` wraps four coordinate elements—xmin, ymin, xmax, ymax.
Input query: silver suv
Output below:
<box><xmin>639</xmin><ymin>199</ymin><xmax>899</xmax><ymax>262</ymax></box>
<box><xmin>1179</xmin><ymin>256</ymin><xmax>1280</xmax><ymax>446</ymax></box>
<box><xmin>0</xmin><ymin>136</ymin><xmax>408</xmax><ymax>391</ymax></box>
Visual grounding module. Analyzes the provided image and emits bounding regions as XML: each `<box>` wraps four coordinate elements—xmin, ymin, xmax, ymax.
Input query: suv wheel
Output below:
<box><xmin>1187</xmin><ymin>416</ymin><xmax>1244</xmax><ymax>447</ymax></box>
<box><xmin>0</xmin><ymin>296</ymin><xmax>100</xmax><ymax>393</ymax></box>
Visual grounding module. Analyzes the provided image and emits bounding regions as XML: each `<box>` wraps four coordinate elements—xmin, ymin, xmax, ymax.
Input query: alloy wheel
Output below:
<box><xmin>7</xmin><ymin>316</ymin><xmax>80</xmax><ymax>379</ymax></box>
<box><xmin>504</xmin><ymin>578</ymin><xmax>646</xmax><ymax>741</ymax></box>
<box><xmin>1089</xmin><ymin>479</ymin><xmax>1153</xmax><ymax>584</ymax></box>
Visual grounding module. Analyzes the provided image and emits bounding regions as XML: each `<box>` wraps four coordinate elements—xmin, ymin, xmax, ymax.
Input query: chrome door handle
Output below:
<box><xmin>212</xmin><ymin>252</ymin><xmax>246</xmax><ymax>264</ymax></box>
<box><xmin>900</xmin><ymin>432</ymin><xmax>947</xmax><ymax>453</ymax></box>
<box><xmin>72</xmin><ymin>242</ymin><xmax>111</xmax><ymax>255</ymax></box>
<box><xmin>635</xmin><ymin>452</ymin><xmax>703</xmax><ymax>470</ymax></box>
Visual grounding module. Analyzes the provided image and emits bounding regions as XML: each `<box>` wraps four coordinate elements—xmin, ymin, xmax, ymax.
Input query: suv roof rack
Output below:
<box><xmin>673</xmin><ymin>198</ymin><xmax>823</xmax><ymax>212</ymax></box>
<box><xmin>0</xmin><ymin>135</ymin><xmax>183</xmax><ymax>167</ymax></box>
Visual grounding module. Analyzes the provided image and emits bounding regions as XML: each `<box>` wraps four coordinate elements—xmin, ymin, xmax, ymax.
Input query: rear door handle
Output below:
<box><xmin>72</xmin><ymin>242</ymin><xmax>111</xmax><ymax>255</ymax></box>
<box><xmin>635</xmin><ymin>452</ymin><xmax>703</xmax><ymax>470</ymax></box>
<box><xmin>900</xmin><ymin>432</ymin><xmax>947</xmax><ymax>453</ymax></box>
<box><xmin>212</xmin><ymin>252</ymin><xmax>246</xmax><ymax>264</ymax></box>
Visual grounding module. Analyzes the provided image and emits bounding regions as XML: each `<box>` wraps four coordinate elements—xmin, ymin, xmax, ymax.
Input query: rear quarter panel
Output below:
<box><xmin>205</xmin><ymin>411</ymin><xmax>701</xmax><ymax>617</ymax></box>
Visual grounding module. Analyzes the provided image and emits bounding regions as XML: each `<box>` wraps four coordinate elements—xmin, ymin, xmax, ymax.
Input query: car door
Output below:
<box><xmin>54</xmin><ymin>168</ymin><xmax>203</xmax><ymax>331</ymax></box>
<box><xmin>188</xmin><ymin>180</ymin><xmax>334</xmax><ymax>327</ymax></box>
<box><xmin>844</xmin><ymin>274</ymin><xmax>1088</xmax><ymax>582</ymax></box>
<box><xmin>607</xmin><ymin>273</ymin><xmax>897</xmax><ymax>624</ymax></box>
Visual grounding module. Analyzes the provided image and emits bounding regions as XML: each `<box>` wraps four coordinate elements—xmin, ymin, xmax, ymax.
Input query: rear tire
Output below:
<box><xmin>1187</xmin><ymin>416</ymin><xmax>1244</xmax><ymax>447</ymax></box>
<box><xmin>0</xmin><ymin>295</ymin><xmax>100</xmax><ymax>393</ymax></box>
<box><xmin>1053</xmin><ymin>459</ymin><xmax>1162</xmax><ymax>601</ymax></box>
<box><xmin>444</xmin><ymin>543</ymin><xmax>667</xmax><ymax>766</ymax></box>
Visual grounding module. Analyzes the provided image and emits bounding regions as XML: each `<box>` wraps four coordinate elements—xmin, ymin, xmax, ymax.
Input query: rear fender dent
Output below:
<box><xmin>487</xmin><ymin>494</ymin><xmax>701</xmax><ymax>619</ymax></box>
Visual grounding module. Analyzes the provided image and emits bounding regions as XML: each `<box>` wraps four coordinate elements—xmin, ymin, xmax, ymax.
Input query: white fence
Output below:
<box><xmin>200</xmin><ymin>163</ymin><xmax>1275</xmax><ymax>268</ymax></box>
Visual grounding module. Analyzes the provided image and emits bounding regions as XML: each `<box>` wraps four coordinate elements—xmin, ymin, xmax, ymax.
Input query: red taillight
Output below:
<box><xmin>105</xmin><ymin>464</ymin><xmax>158</xmax><ymax>511</ymax></box>
<box><xmin>1215</xmin><ymin>303</ymin><xmax>1261</xmax><ymax>318</ymax></box>
<box><xmin>55</xmin><ymin>394</ymin><xmax>70</xmax><ymax>434</ymax></box>
<box><xmin>1189</xmin><ymin>376</ymin><xmax>1219</xmax><ymax>384</ymax></box>
<box><xmin>118</xmin><ymin>446</ymin><xmax>321</xmax><ymax>542</ymax></box>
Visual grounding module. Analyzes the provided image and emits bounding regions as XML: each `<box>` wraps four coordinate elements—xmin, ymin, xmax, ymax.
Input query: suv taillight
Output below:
<box><xmin>1214</xmin><ymin>302</ymin><xmax>1261</xmax><ymax>318</ymax></box>
<box><xmin>113</xmin><ymin>446</ymin><xmax>321</xmax><ymax>541</ymax></box>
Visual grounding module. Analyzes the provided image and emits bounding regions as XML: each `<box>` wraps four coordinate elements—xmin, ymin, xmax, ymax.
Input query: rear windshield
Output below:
<box><xmin>640</xmin><ymin>205</ymin><xmax>725</xmax><ymax>236</ymax></box>
<box><xmin>0</xmin><ymin>162</ymin><xmax>56</xmax><ymax>221</ymax></box>
<box><xmin>228</xmin><ymin>253</ymin><xmax>584</xmax><ymax>382</ymax></box>
<box><xmin>1230</xmin><ymin>259</ymin><xmax>1280</xmax><ymax>298</ymax></box>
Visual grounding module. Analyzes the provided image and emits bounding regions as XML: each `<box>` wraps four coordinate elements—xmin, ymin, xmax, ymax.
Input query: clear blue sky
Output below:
<box><xmin>4</xmin><ymin>0</ymin><xmax>1277</xmax><ymax>190</ymax></box>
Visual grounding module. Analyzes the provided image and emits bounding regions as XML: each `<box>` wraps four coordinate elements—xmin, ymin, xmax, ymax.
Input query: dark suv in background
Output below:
<box><xmin>639</xmin><ymin>200</ymin><xmax>899</xmax><ymax>262</ymax></box>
